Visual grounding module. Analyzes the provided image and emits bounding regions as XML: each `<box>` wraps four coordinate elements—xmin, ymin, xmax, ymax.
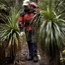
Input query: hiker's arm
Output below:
<box><xmin>18</xmin><ymin>16</ymin><xmax>24</xmax><ymax>26</ymax></box>
<box><xmin>18</xmin><ymin>16</ymin><xmax>24</xmax><ymax>31</ymax></box>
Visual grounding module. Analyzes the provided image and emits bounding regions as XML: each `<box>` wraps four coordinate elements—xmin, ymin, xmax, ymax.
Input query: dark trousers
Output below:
<box><xmin>27</xmin><ymin>41</ymin><xmax>37</xmax><ymax>57</ymax></box>
<box><xmin>25</xmin><ymin>30</ymin><xmax>37</xmax><ymax>57</ymax></box>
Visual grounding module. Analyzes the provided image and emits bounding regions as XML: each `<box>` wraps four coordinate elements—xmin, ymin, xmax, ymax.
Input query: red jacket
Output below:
<box><xmin>19</xmin><ymin>3</ymin><xmax>39</xmax><ymax>31</ymax></box>
<box><xmin>18</xmin><ymin>9</ymin><xmax>35</xmax><ymax>31</ymax></box>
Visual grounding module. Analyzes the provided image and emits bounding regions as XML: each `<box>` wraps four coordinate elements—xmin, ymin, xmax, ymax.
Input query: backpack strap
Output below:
<box><xmin>20</xmin><ymin>11</ymin><xmax>25</xmax><ymax>17</ymax></box>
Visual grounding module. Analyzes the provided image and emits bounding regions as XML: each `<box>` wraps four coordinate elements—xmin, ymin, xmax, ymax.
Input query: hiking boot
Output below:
<box><xmin>26</xmin><ymin>54</ymin><xmax>33</xmax><ymax>61</ymax></box>
<box><xmin>33</xmin><ymin>56</ymin><xmax>38</xmax><ymax>62</ymax></box>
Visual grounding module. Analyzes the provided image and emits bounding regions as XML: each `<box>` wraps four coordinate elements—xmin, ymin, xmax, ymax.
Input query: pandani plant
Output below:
<box><xmin>0</xmin><ymin>7</ymin><xmax>21</xmax><ymax>62</ymax></box>
<box><xmin>33</xmin><ymin>0</ymin><xmax>65</xmax><ymax>65</ymax></box>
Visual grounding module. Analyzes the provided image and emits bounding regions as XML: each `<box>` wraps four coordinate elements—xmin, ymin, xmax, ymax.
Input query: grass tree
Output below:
<box><xmin>33</xmin><ymin>0</ymin><xmax>65</xmax><ymax>65</ymax></box>
<box><xmin>0</xmin><ymin>8</ymin><xmax>21</xmax><ymax>63</ymax></box>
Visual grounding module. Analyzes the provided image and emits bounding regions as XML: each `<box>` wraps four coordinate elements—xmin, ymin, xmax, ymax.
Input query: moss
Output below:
<box><xmin>0</xmin><ymin>5</ymin><xmax>7</xmax><ymax>10</ymax></box>
<box><xmin>60</xmin><ymin>58</ymin><xmax>65</xmax><ymax>65</ymax></box>
<box><xmin>62</xmin><ymin>50</ymin><xmax>65</xmax><ymax>54</ymax></box>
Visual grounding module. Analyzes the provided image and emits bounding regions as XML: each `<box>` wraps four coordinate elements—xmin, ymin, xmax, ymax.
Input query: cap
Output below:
<box><xmin>23</xmin><ymin>0</ymin><xmax>30</xmax><ymax>6</ymax></box>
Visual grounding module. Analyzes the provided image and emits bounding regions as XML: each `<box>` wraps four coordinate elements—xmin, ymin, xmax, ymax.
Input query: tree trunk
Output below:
<box><xmin>0</xmin><ymin>42</ymin><xmax>5</xmax><ymax>65</ymax></box>
<box><xmin>15</xmin><ymin>0</ymin><xmax>19</xmax><ymax>9</ymax></box>
<box><xmin>50</xmin><ymin>48</ymin><xmax>60</xmax><ymax>65</ymax></box>
<box><xmin>53</xmin><ymin>49</ymin><xmax>60</xmax><ymax>65</ymax></box>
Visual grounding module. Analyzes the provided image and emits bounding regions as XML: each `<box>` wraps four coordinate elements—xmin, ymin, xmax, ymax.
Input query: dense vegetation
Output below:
<box><xmin>0</xmin><ymin>0</ymin><xmax>65</xmax><ymax>65</ymax></box>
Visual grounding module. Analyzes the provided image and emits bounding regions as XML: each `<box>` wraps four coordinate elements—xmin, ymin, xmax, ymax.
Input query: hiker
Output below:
<box><xmin>18</xmin><ymin>0</ymin><xmax>39</xmax><ymax>62</ymax></box>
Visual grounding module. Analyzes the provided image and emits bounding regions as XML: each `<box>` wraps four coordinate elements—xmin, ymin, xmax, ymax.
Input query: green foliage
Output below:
<box><xmin>62</xmin><ymin>50</ymin><xmax>65</xmax><ymax>54</ymax></box>
<box><xmin>35</xmin><ymin>0</ymin><xmax>65</xmax><ymax>58</ymax></box>
<box><xmin>54</xmin><ymin>0</ymin><xmax>65</xmax><ymax>14</ymax></box>
<box><xmin>0</xmin><ymin>4</ymin><xmax>9</xmax><ymax>23</ymax></box>
<box><xmin>0</xmin><ymin>8</ymin><xmax>21</xmax><ymax>53</ymax></box>
<box><xmin>0</xmin><ymin>0</ymin><xmax>15</xmax><ymax>6</ymax></box>
<box><xmin>60</xmin><ymin>58</ymin><xmax>65</xmax><ymax>65</ymax></box>
<box><xmin>0</xmin><ymin>0</ymin><xmax>23</xmax><ymax>23</ymax></box>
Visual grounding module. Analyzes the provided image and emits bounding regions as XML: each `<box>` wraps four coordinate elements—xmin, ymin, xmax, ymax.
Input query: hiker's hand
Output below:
<box><xmin>20</xmin><ymin>32</ymin><xmax>25</xmax><ymax>36</ymax></box>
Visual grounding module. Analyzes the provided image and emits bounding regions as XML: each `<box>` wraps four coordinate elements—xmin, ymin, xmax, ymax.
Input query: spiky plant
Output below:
<box><xmin>0</xmin><ymin>8</ymin><xmax>21</xmax><ymax>62</ymax></box>
<box><xmin>33</xmin><ymin>0</ymin><xmax>65</xmax><ymax>65</ymax></box>
<box><xmin>0</xmin><ymin>4</ymin><xmax>9</xmax><ymax>23</ymax></box>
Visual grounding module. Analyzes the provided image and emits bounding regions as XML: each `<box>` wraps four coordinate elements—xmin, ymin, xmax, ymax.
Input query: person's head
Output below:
<box><xmin>23</xmin><ymin>0</ymin><xmax>30</xmax><ymax>10</ymax></box>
